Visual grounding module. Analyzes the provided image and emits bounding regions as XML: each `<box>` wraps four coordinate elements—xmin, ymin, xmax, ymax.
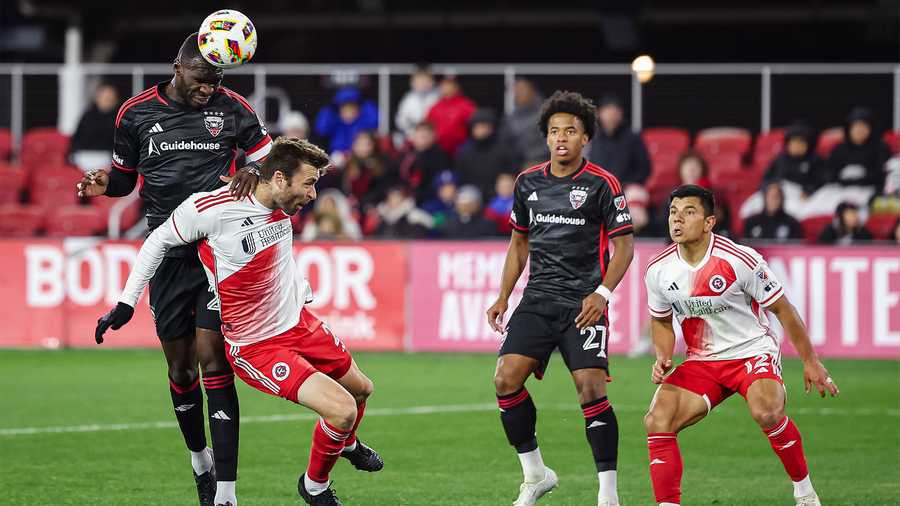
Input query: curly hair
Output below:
<box><xmin>538</xmin><ymin>90</ymin><xmax>597</xmax><ymax>140</ymax></box>
<box><xmin>260</xmin><ymin>137</ymin><xmax>331</xmax><ymax>181</ymax></box>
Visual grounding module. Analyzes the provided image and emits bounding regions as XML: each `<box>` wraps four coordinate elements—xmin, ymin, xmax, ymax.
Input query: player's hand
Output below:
<box><xmin>76</xmin><ymin>170</ymin><xmax>109</xmax><ymax>197</ymax></box>
<box><xmin>486</xmin><ymin>298</ymin><xmax>509</xmax><ymax>334</ymax></box>
<box><xmin>802</xmin><ymin>358</ymin><xmax>839</xmax><ymax>398</ymax></box>
<box><xmin>95</xmin><ymin>302</ymin><xmax>135</xmax><ymax>344</ymax></box>
<box><xmin>221</xmin><ymin>166</ymin><xmax>260</xmax><ymax>200</ymax></box>
<box><xmin>575</xmin><ymin>293</ymin><xmax>607</xmax><ymax>330</ymax></box>
<box><xmin>651</xmin><ymin>357</ymin><xmax>673</xmax><ymax>384</ymax></box>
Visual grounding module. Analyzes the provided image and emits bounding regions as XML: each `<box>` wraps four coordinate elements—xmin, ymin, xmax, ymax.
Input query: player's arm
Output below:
<box><xmin>222</xmin><ymin>95</ymin><xmax>274</xmax><ymax>199</ymax></box>
<box><xmin>767</xmin><ymin>295</ymin><xmax>839</xmax><ymax>397</ymax></box>
<box><xmin>649</xmin><ymin>314</ymin><xmax>676</xmax><ymax>384</ymax></box>
<box><xmin>487</xmin><ymin>231</ymin><xmax>529</xmax><ymax>333</ymax></box>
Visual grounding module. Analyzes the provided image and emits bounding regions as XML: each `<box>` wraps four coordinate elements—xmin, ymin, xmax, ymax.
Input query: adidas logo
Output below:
<box><xmin>149</xmin><ymin>122</ymin><xmax>164</xmax><ymax>134</ymax></box>
<box><xmin>667</xmin><ymin>282</ymin><xmax>679</xmax><ymax>291</ymax></box>
<box><xmin>211</xmin><ymin>410</ymin><xmax>231</xmax><ymax>421</ymax></box>
<box><xmin>650</xmin><ymin>458</ymin><xmax>666</xmax><ymax>465</ymax></box>
<box><xmin>174</xmin><ymin>403</ymin><xmax>195</xmax><ymax>412</ymax></box>
<box><xmin>777</xmin><ymin>440</ymin><xmax>796</xmax><ymax>451</ymax></box>
<box><xmin>527</xmin><ymin>191</ymin><xmax>538</xmax><ymax>201</ymax></box>
<box><xmin>241</xmin><ymin>217</ymin><xmax>254</xmax><ymax>227</ymax></box>
<box><xmin>587</xmin><ymin>420</ymin><xmax>607</xmax><ymax>428</ymax></box>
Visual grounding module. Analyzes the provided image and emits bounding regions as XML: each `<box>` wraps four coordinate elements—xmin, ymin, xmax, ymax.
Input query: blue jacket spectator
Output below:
<box><xmin>315</xmin><ymin>87</ymin><xmax>379</xmax><ymax>154</ymax></box>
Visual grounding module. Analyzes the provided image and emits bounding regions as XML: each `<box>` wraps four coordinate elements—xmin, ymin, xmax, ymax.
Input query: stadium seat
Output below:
<box><xmin>90</xmin><ymin>193</ymin><xmax>143</xmax><ymax>234</ymax></box>
<box><xmin>865</xmin><ymin>213</ymin><xmax>899</xmax><ymax>240</ymax></box>
<box><xmin>695</xmin><ymin>127</ymin><xmax>752</xmax><ymax>158</ymax></box>
<box><xmin>801</xmin><ymin>215</ymin><xmax>834</xmax><ymax>243</ymax></box>
<box><xmin>753</xmin><ymin>128</ymin><xmax>785</xmax><ymax>169</ymax></box>
<box><xmin>20</xmin><ymin>128</ymin><xmax>70</xmax><ymax>171</ymax></box>
<box><xmin>0</xmin><ymin>128</ymin><xmax>11</xmax><ymax>161</ymax></box>
<box><xmin>817</xmin><ymin>127</ymin><xmax>843</xmax><ymax>158</ymax></box>
<box><xmin>707</xmin><ymin>152</ymin><xmax>747</xmax><ymax>191</ymax></box>
<box><xmin>0</xmin><ymin>204</ymin><xmax>44</xmax><ymax>236</ymax></box>
<box><xmin>642</xmin><ymin>128</ymin><xmax>690</xmax><ymax>158</ymax></box>
<box><xmin>646</xmin><ymin>152</ymin><xmax>681</xmax><ymax>207</ymax></box>
<box><xmin>45</xmin><ymin>205</ymin><xmax>106</xmax><ymax>237</ymax></box>
<box><xmin>883</xmin><ymin>130</ymin><xmax>900</xmax><ymax>154</ymax></box>
<box><xmin>0</xmin><ymin>163</ymin><xmax>26</xmax><ymax>204</ymax></box>
<box><xmin>28</xmin><ymin>164</ymin><xmax>81</xmax><ymax>207</ymax></box>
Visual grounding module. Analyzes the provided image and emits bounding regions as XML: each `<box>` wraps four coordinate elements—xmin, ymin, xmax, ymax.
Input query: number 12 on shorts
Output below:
<box><xmin>581</xmin><ymin>325</ymin><xmax>608</xmax><ymax>358</ymax></box>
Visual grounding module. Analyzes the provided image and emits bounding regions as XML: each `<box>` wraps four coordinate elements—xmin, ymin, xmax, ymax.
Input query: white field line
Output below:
<box><xmin>2</xmin><ymin>402</ymin><xmax>897</xmax><ymax>437</ymax></box>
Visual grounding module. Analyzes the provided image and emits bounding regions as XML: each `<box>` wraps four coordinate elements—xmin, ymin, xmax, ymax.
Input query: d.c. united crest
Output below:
<box><xmin>569</xmin><ymin>186</ymin><xmax>588</xmax><ymax>209</ymax></box>
<box><xmin>203</xmin><ymin>112</ymin><xmax>224</xmax><ymax>137</ymax></box>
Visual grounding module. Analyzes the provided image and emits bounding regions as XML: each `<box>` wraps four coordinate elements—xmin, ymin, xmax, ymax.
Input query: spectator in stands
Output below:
<box><xmin>587</xmin><ymin>94</ymin><xmax>651</xmax><ymax>185</ymax></box>
<box><xmin>743</xmin><ymin>182</ymin><xmax>804</xmax><ymax>242</ymax></box>
<box><xmin>826</xmin><ymin>107</ymin><xmax>890</xmax><ymax>189</ymax></box>
<box><xmin>439</xmin><ymin>185</ymin><xmax>499</xmax><ymax>239</ymax></box>
<box><xmin>396</xmin><ymin>121</ymin><xmax>453</xmax><ymax>204</ymax></box>
<box><xmin>426</xmin><ymin>76</ymin><xmax>476</xmax><ymax>156</ymax></box>
<box><xmin>817</xmin><ymin>202</ymin><xmax>873</xmax><ymax>244</ymax></box>
<box><xmin>624</xmin><ymin>185</ymin><xmax>651</xmax><ymax>236</ymax></box>
<box><xmin>279</xmin><ymin>110</ymin><xmax>310</xmax><ymax>140</ymax></box>
<box><xmin>395</xmin><ymin>64</ymin><xmax>440</xmax><ymax>141</ymax></box>
<box><xmin>299</xmin><ymin>189</ymin><xmax>362</xmax><ymax>241</ymax></box>
<box><xmin>314</xmin><ymin>86</ymin><xmax>379</xmax><ymax>156</ymax></box>
<box><xmin>484</xmin><ymin>171</ymin><xmax>516</xmax><ymax>234</ymax></box>
<box><xmin>68</xmin><ymin>84</ymin><xmax>120</xmax><ymax>172</ymax></box>
<box><xmin>501</xmin><ymin>78</ymin><xmax>547</xmax><ymax>166</ymax></box>
<box><xmin>343</xmin><ymin>130</ymin><xmax>397</xmax><ymax>209</ymax></box>
<box><xmin>456</xmin><ymin>108</ymin><xmax>515</xmax><ymax>200</ymax></box>
<box><xmin>422</xmin><ymin>170</ymin><xmax>458</xmax><ymax>230</ymax></box>
<box><xmin>677</xmin><ymin>150</ymin><xmax>712</xmax><ymax>188</ymax></box>
<box><xmin>762</xmin><ymin>121</ymin><xmax>825</xmax><ymax>197</ymax></box>
<box><xmin>371</xmin><ymin>184</ymin><xmax>434</xmax><ymax>238</ymax></box>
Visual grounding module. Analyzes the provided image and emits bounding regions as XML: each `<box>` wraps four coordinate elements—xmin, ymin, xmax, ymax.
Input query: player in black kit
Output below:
<box><xmin>76</xmin><ymin>34</ymin><xmax>268</xmax><ymax>506</ymax></box>
<box><xmin>486</xmin><ymin>91</ymin><xmax>634</xmax><ymax>506</ymax></box>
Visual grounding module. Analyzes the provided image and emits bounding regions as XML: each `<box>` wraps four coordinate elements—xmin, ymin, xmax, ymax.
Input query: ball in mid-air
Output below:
<box><xmin>197</xmin><ymin>9</ymin><xmax>257</xmax><ymax>69</ymax></box>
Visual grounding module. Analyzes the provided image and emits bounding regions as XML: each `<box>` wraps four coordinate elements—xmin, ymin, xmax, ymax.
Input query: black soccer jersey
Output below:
<box><xmin>509</xmin><ymin>160</ymin><xmax>633</xmax><ymax>306</ymax></box>
<box><xmin>112</xmin><ymin>82</ymin><xmax>272</xmax><ymax>230</ymax></box>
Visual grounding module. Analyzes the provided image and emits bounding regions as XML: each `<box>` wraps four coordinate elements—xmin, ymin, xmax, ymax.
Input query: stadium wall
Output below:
<box><xmin>1</xmin><ymin>239</ymin><xmax>898</xmax><ymax>359</ymax></box>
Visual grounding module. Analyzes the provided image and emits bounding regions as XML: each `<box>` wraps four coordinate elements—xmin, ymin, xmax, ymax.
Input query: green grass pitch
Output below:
<box><xmin>2</xmin><ymin>350</ymin><xmax>898</xmax><ymax>505</ymax></box>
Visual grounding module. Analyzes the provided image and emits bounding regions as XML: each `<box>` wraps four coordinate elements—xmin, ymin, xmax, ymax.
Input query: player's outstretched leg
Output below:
<box><xmin>494</xmin><ymin>355</ymin><xmax>557</xmax><ymax>506</ymax></box>
<box><xmin>335</xmin><ymin>360</ymin><xmax>382</xmax><ymax>472</ymax></box>
<box><xmin>572</xmin><ymin>368</ymin><xmax>619</xmax><ymax>506</ymax></box>
<box><xmin>745</xmin><ymin>379</ymin><xmax>819</xmax><ymax>506</ymax></box>
<box><xmin>297</xmin><ymin>372</ymin><xmax>358</xmax><ymax>506</ymax></box>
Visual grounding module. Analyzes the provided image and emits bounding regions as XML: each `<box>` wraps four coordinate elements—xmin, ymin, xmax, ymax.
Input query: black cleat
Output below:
<box><xmin>215</xmin><ymin>503</ymin><xmax>233</xmax><ymax>506</ymax></box>
<box><xmin>194</xmin><ymin>448</ymin><xmax>216</xmax><ymax>506</ymax></box>
<box><xmin>298</xmin><ymin>473</ymin><xmax>343</xmax><ymax>506</ymax></box>
<box><xmin>340</xmin><ymin>440</ymin><xmax>384</xmax><ymax>472</ymax></box>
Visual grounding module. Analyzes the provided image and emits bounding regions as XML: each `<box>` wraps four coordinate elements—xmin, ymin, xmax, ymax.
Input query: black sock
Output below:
<box><xmin>497</xmin><ymin>387</ymin><xmax>538</xmax><ymax>453</ymax></box>
<box><xmin>169</xmin><ymin>376</ymin><xmax>207</xmax><ymax>452</ymax></box>
<box><xmin>203</xmin><ymin>371</ymin><xmax>240</xmax><ymax>482</ymax></box>
<box><xmin>582</xmin><ymin>396</ymin><xmax>618</xmax><ymax>471</ymax></box>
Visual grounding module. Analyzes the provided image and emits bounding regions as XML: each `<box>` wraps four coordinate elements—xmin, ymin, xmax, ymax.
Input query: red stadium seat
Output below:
<box><xmin>20</xmin><ymin>128</ymin><xmax>70</xmax><ymax>171</ymax></box>
<box><xmin>817</xmin><ymin>127</ymin><xmax>844</xmax><ymax>158</ymax></box>
<box><xmin>707</xmin><ymin>153</ymin><xmax>749</xmax><ymax>192</ymax></box>
<box><xmin>865</xmin><ymin>213</ymin><xmax>899</xmax><ymax>240</ymax></box>
<box><xmin>753</xmin><ymin>128</ymin><xmax>785</xmax><ymax>169</ymax></box>
<box><xmin>883</xmin><ymin>131</ymin><xmax>900</xmax><ymax>154</ymax></box>
<box><xmin>646</xmin><ymin>152</ymin><xmax>681</xmax><ymax>207</ymax></box>
<box><xmin>0</xmin><ymin>163</ymin><xmax>26</xmax><ymax>204</ymax></box>
<box><xmin>642</xmin><ymin>128</ymin><xmax>690</xmax><ymax>158</ymax></box>
<box><xmin>28</xmin><ymin>164</ymin><xmax>81</xmax><ymax>207</ymax></box>
<box><xmin>695</xmin><ymin>127</ymin><xmax>752</xmax><ymax>158</ymax></box>
<box><xmin>0</xmin><ymin>128</ymin><xmax>11</xmax><ymax>161</ymax></box>
<box><xmin>0</xmin><ymin>204</ymin><xmax>44</xmax><ymax>236</ymax></box>
<box><xmin>801</xmin><ymin>215</ymin><xmax>834</xmax><ymax>243</ymax></box>
<box><xmin>45</xmin><ymin>205</ymin><xmax>106</xmax><ymax>237</ymax></box>
<box><xmin>90</xmin><ymin>193</ymin><xmax>143</xmax><ymax>234</ymax></box>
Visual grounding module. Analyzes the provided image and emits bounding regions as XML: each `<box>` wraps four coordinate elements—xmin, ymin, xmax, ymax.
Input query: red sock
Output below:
<box><xmin>344</xmin><ymin>401</ymin><xmax>366</xmax><ymax>448</ymax></box>
<box><xmin>647</xmin><ymin>433</ymin><xmax>682</xmax><ymax>504</ymax></box>
<box><xmin>764</xmin><ymin>416</ymin><xmax>809</xmax><ymax>482</ymax></box>
<box><xmin>307</xmin><ymin>419</ymin><xmax>351</xmax><ymax>483</ymax></box>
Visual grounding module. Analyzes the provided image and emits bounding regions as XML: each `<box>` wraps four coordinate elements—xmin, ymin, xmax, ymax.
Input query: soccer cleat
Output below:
<box><xmin>598</xmin><ymin>498</ymin><xmax>619</xmax><ymax>506</ymax></box>
<box><xmin>341</xmin><ymin>440</ymin><xmax>384</xmax><ymax>472</ymax></box>
<box><xmin>298</xmin><ymin>473</ymin><xmax>343</xmax><ymax>506</ymax></box>
<box><xmin>512</xmin><ymin>467</ymin><xmax>558</xmax><ymax>506</ymax></box>
<box><xmin>795</xmin><ymin>492</ymin><xmax>821</xmax><ymax>506</ymax></box>
<box><xmin>194</xmin><ymin>447</ymin><xmax>216</xmax><ymax>506</ymax></box>
<box><xmin>215</xmin><ymin>503</ymin><xmax>233</xmax><ymax>506</ymax></box>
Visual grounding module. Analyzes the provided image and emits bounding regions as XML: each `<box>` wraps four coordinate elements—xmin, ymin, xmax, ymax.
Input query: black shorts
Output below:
<box><xmin>148</xmin><ymin>247</ymin><xmax>221</xmax><ymax>342</ymax></box>
<box><xmin>499</xmin><ymin>297</ymin><xmax>610</xmax><ymax>378</ymax></box>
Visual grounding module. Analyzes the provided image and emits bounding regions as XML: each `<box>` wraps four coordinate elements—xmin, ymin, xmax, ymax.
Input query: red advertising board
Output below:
<box><xmin>0</xmin><ymin>239</ymin><xmax>406</xmax><ymax>351</ymax></box>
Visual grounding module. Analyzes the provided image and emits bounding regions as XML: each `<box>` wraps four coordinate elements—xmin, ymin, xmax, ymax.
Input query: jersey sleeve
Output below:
<box><xmin>509</xmin><ymin>177</ymin><xmax>530</xmax><ymax>234</ymax></box>
<box><xmin>597</xmin><ymin>177</ymin><xmax>633</xmax><ymax>237</ymax></box>
<box><xmin>231</xmin><ymin>92</ymin><xmax>273</xmax><ymax>164</ymax></box>
<box><xmin>112</xmin><ymin>109</ymin><xmax>140</xmax><ymax>173</ymax></box>
<box><xmin>738</xmin><ymin>246</ymin><xmax>785</xmax><ymax>308</ymax></box>
<box><xmin>645</xmin><ymin>266</ymin><xmax>673</xmax><ymax>318</ymax></box>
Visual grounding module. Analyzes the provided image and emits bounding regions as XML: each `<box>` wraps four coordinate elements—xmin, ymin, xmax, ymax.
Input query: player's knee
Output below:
<box><xmin>328</xmin><ymin>395</ymin><xmax>358</xmax><ymax>431</ymax></box>
<box><xmin>353</xmin><ymin>376</ymin><xmax>374</xmax><ymax>404</ymax></box>
<box><xmin>493</xmin><ymin>371</ymin><xmax>523</xmax><ymax>396</ymax></box>
<box><xmin>643</xmin><ymin>409</ymin><xmax>674</xmax><ymax>433</ymax></box>
<box><xmin>750</xmin><ymin>405</ymin><xmax>784</xmax><ymax>429</ymax></box>
<box><xmin>168</xmin><ymin>364</ymin><xmax>198</xmax><ymax>387</ymax></box>
<box><xmin>575</xmin><ymin>382</ymin><xmax>606</xmax><ymax>404</ymax></box>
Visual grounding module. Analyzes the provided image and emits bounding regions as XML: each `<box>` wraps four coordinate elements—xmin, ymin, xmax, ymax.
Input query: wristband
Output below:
<box><xmin>242</xmin><ymin>162</ymin><xmax>261</xmax><ymax>177</ymax></box>
<box><xmin>594</xmin><ymin>284</ymin><xmax>612</xmax><ymax>301</ymax></box>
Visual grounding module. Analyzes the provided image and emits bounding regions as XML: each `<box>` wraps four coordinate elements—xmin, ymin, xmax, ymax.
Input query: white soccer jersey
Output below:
<box><xmin>120</xmin><ymin>186</ymin><xmax>311</xmax><ymax>346</ymax></box>
<box><xmin>644</xmin><ymin>234</ymin><xmax>786</xmax><ymax>361</ymax></box>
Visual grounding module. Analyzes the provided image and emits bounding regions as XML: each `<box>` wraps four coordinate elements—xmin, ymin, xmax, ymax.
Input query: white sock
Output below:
<box><xmin>793</xmin><ymin>475</ymin><xmax>814</xmax><ymax>497</ymax></box>
<box><xmin>190</xmin><ymin>448</ymin><xmax>213</xmax><ymax>475</ymax></box>
<box><xmin>517</xmin><ymin>448</ymin><xmax>546</xmax><ymax>483</ymax></box>
<box><xmin>342</xmin><ymin>441</ymin><xmax>358</xmax><ymax>453</ymax></box>
<box><xmin>598</xmin><ymin>470</ymin><xmax>618</xmax><ymax>501</ymax></box>
<box><xmin>659</xmin><ymin>503</ymin><xmax>680</xmax><ymax>506</ymax></box>
<box><xmin>304</xmin><ymin>473</ymin><xmax>330</xmax><ymax>496</ymax></box>
<box><xmin>214</xmin><ymin>481</ymin><xmax>236</xmax><ymax>505</ymax></box>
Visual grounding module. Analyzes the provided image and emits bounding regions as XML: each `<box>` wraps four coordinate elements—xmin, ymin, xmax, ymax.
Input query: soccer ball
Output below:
<box><xmin>197</xmin><ymin>10</ymin><xmax>257</xmax><ymax>69</ymax></box>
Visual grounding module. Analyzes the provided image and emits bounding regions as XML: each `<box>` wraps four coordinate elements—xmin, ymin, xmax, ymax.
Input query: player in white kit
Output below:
<box><xmin>95</xmin><ymin>138</ymin><xmax>382</xmax><ymax>506</ymax></box>
<box><xmin>642</xmin><ymin>185</ymin><xmax>840</xmax><ymax>506</ymax></box>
